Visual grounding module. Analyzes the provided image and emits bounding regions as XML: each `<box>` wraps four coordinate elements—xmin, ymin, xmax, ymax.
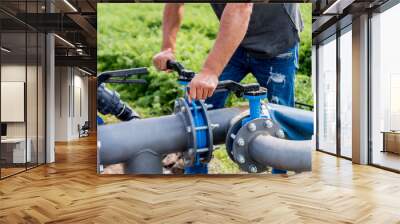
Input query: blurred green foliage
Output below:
<box><xmin>98</xmin><ymin>3</ymin><xmax>312</xmax><ymax>119</ymax></box>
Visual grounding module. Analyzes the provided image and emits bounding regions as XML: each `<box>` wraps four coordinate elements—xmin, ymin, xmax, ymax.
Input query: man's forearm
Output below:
<box><xmin>201</xmin><ymin>3</ymin><xmax>253</xmax><ymax>76</ymax></box>
<box><xmin>162</xmin><ymin>3</ymin><xmax>184</xmax><ymax>52</ymax></box>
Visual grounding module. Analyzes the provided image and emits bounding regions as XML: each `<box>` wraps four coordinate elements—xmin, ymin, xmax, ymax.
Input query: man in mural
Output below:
<box><xmin>153</xmin><ymin>3</ymin><xmax>302</xmax><ymax>108</ymax></box>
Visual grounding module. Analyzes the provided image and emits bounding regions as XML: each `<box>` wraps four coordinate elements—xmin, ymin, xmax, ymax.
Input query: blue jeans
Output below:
<box><xmin>206</xmin><ymin>45</ymin><xmax>298</xmax><ymax>109</ymax></box>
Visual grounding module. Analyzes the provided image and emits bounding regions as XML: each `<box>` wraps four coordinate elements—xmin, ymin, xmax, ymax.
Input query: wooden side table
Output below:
<box><xmin>381</xmin><ymin>131</ymin><xmax>400</xmax><ymax>154</ymax></box>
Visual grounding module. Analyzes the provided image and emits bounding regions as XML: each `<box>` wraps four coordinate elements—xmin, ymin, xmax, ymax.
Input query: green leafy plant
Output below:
<box><xmin>98</xmin><ymin>3</ymin><xmax>313</xmax><ymax>118</ymax></box>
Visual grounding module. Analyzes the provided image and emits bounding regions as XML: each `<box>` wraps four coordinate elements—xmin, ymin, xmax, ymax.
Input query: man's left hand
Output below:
<box><xmin>188</xmin><ymin>71</ymin><xmax>219</xmax><ymax>101</ymax></box>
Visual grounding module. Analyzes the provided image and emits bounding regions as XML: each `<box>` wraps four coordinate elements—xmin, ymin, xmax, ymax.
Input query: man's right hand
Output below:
<box><xmin>152</xmin><ymin>48</ymin><xmax>175</xmax><ymax>71</ymax></box>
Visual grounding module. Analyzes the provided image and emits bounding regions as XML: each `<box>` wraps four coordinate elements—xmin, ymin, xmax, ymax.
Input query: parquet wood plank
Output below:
<box><xmin>0</xmin><ymin>135</ymin><xmax>400</xmax><ymax>223</ymax></box>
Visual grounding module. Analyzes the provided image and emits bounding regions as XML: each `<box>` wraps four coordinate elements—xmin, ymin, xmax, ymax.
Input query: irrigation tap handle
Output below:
<box><xmin>166</xmin><ymin>60</ymin><xmax>267</xmax><ymax>97</ymax></box>
<box><xmin>215</xmin><ymin>80</ymin><xmax>267</xmax><ymax>97</ymax></box>
<box><xmin>166</xmin><ymin>60</ymin><xmax>196</xmax><ymax>83</ymax></box>
<box><xmin>97</xmin><ymin>67</ymin><xmax>149</xmax><ymax>87</ymax></box>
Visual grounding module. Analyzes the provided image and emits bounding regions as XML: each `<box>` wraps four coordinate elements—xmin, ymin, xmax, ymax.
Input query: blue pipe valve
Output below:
<box><xmin>242</xmin><ymin>92</ymin><xmax>267</xmax><ymax>126</ymax></box>
<box><xmin>242</xmin><ymin>88</ymin><xmax>287</xmax><ymax>174</ymax></box>
<box><xmin>168</xmin><ymin>60</ymin><xmax>286</xmax><ymax>174</ymax></box>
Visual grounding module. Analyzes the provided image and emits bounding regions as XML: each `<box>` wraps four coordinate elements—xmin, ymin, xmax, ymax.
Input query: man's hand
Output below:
<box><xmin>152</xmin><ymin>48</ymin><xmax>175</xmax><ymax>71</ymax></box>
<box><xmin>188</xmin><ymin>71</ymin><xmax>219</xmax><ymax>100</ymax></box>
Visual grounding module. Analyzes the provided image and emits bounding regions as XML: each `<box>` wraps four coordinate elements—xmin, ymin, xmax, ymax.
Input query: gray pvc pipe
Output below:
<box><xmin>207</xmin><ymin>108</ymin><xmax>242</xmax><ymax>144</ymax></box>
<box><xmin>98</xmin><ymin>107</ymin><xmax>241</xmax><ymax>169</ymax></box>
<box><xmin>249</xmin><ymin>135</ymin><xmax>312</xmax><ymax>172</ymax></box>
<box><xmin>125</xmin><ymin>149</ymin><xmax>163</xmax><ymax>174</ymax></box>
<box><xmin>99</xmin><ymin>114</ymin><xmax>188</xmax><ymax>165</ymax></box>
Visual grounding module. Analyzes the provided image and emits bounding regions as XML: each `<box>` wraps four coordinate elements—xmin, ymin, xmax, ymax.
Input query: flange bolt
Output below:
<box><xmin>264</xmin><ymin>120</ymin><xmax>274</xmax><ymax>129</ymax></box>
<box><xmin>188</xmin><ymin>148</ymin><xmax>195</xmax><ymax>156</ymax></box>
<box><xmin>184</xmin><ymin>159</ymin><xmax>192</xmax><ymax>167</ymax></box>
<box><xmin>249</xmin><ymin>165</ymin><xmax>258</xmax><ymax>173</ymax></box>
<box><xmin>206</xmin><ymin>104</ymin><xmax>213</xmax><ymax>109</ymax></box>
<box><xmin>236</xmin><ymin>154</ymin><xmax>245</xmax><ymax>164</ymax></box>
<box><xmin>276</xmin><ymin>129</ymin><xmax>285</xmax><ymax>138</ymax></box>
<box><xmin>248</xmin><ymin>123</ymin><xmax>256</xmax><ymax>132</ymax></box>
<box><xmin>210</xmin><ymin>123</ymin><xmax>220</xmax><ymax>129</ymax></box>
<box><xmin>237</xmin><ymin>138</ymin><xmax>245</xmax><ymax>147</ymax></box>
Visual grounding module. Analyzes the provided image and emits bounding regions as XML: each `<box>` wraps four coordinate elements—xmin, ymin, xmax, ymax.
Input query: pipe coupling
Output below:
<box><xmin>227</xmin><ymin>117</ymin><xmax>284</xmax><ymax>173</ymax></box>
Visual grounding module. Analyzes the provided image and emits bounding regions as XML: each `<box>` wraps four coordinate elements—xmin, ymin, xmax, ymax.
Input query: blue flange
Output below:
<box><xmin>184</xmin><ymin>100</ymin><xmax>210</xmax><ymax>174</ymax></box>
<box><xmin>176</xmin><ymin>82</ymin><xmax>212</xmax><ymax>174</ymax></box>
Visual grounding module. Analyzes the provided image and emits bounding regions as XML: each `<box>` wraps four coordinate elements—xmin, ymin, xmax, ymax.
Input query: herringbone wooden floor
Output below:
<box><xmin>1</xmin><ymin>135</ymin><xmax>400</xmax><ymax>224</ymax></box>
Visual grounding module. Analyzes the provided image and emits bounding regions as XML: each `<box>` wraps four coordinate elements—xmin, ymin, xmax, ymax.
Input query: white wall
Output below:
<box><xmin>54</xmin><ymin>66</ymin><xmax>89</xmax><ymax>141</ymax></box>
<box><xmin>1</xmin><ymin>63</ymin><xmax>46</xmax><ymax>164</ymax></box>
<box><xmin>72</xmin><ymin>72</ymin><xmax>89</xmax><ymax>137</ymax></box>
<box><xmin>55</xmin><ymin>66</ymin><xmax>69</xmax><ymax>141</ymax></box>
<box><xmin>1</xmin><ymin>64</ymin><xmax>26</xmax><ymax>138</ymax></box>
